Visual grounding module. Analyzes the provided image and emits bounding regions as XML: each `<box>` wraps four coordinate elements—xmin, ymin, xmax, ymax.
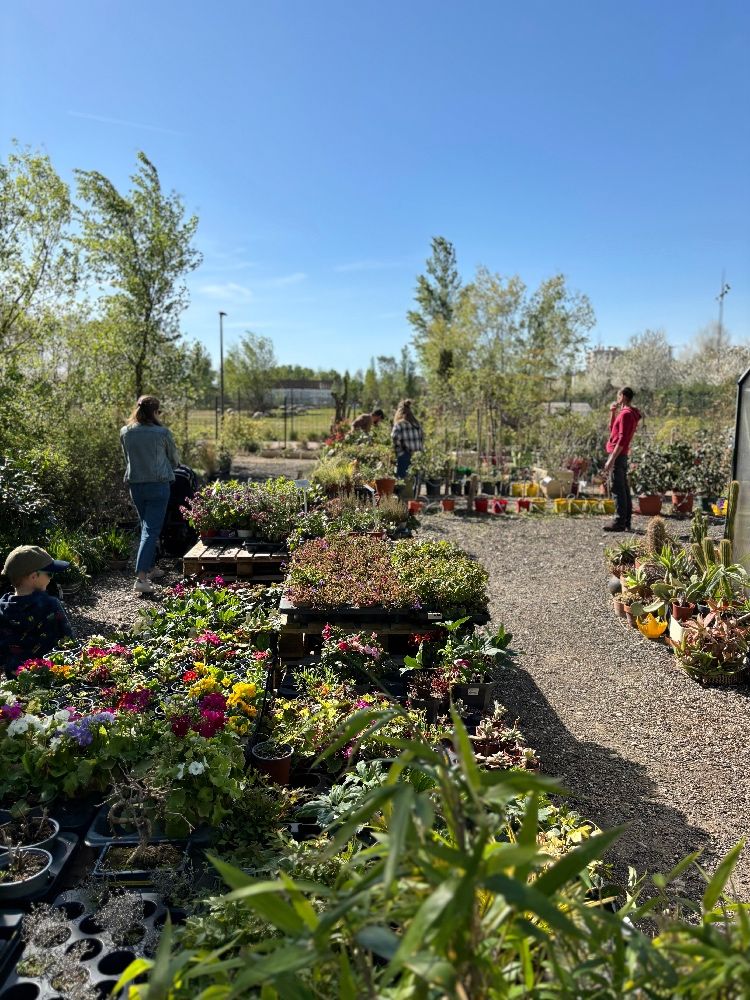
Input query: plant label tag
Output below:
<box><xmin>468</xmin><ymin>686</ymin><xmax>480</xmax><ymax>696</ymax></box>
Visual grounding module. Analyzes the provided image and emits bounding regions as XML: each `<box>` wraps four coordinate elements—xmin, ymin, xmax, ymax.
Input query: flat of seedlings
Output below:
<box><xmin>421</xmin><ymin>511</ymin><xmax>750</xmax><ymax>900</ymax></box>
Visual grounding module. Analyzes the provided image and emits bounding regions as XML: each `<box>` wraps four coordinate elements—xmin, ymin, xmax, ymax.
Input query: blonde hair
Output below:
<box><xmin>127</xmin><ymin>395</ymin><xmax>162</xmax><ymax>426</ymax></box>
<box><xmin>393</xmin><ymin>398</ymin><xmax>420</xmax><ymax>427</ymax></box>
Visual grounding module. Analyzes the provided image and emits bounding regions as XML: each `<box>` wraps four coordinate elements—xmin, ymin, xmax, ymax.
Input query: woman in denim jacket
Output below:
<box><xmin>120</xmin><ymin>395</ymin><xmax>180</xmax><ymax>593</ymax></box>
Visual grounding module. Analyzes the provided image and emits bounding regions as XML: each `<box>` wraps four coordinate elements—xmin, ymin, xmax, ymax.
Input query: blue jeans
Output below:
<box><xmin>129</xmin><ymin>482</ymin><xmax>171</xmax><ymax>574</ymax></box>
<box><xmin>396</xmin><ymin>452</ymin><xmax>411</xmax><ymax>478</ymax></box>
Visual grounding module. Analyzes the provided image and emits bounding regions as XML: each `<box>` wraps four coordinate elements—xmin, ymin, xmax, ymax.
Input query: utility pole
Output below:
<box><xmin>717</xmin><ymin>272</ymin><xmax>731</xmax><ymax>342</ymax></box>
<box><xmin>219</xmin><ymin>311</ymin><xmax>227</xmax><ymax>419</ymax></box>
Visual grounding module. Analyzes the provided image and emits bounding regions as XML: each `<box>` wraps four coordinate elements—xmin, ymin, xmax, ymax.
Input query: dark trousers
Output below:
<box><xmin>611</xmin><ymin>454</ymin><xmax>632</xmax><ymax>527</ymax></box>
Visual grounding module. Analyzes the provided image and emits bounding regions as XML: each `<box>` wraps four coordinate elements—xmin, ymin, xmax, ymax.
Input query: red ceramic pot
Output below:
<box><xmin>638</xmin><ymin>495</ymin><xmax>662</xmax><ymax>516</ymax></box>
<box><xmin>474</xmin><ymin>498</ymin><xmax>489</xmax><ymax>513</ymax></box>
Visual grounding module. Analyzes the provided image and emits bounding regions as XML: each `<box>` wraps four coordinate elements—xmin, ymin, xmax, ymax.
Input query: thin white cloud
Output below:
<box><xmin>68</xmin><ymin>110</ymin><xmax>186</xmax><ymax>137</ymax></box>
<box><xmin>199</xmin><ymin>282</ymin><xmax>254</xmax><ymax>301</ymax></box>
<box><xmin>263</xmin><ymin>272</ymin><xmax>307</xmax><ymax>288</ymax></box>
<box><xmin>334</xmin><ymin>259</ymin><xmax>408</xmax><ymax>273</ymax></box>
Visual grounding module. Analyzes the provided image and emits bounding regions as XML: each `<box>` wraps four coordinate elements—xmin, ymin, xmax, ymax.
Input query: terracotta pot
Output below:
<box><xmin>613</xmin><ymin>598</ymin><xmax>626</xmax><ymax>618</ymax></box>
<box><xmin>200</xmin><ymin>529</ymin><xmax>218</xmax><ymax>540</ymax></box>
<box><xmin>671</xmin><ymin>601</ymin><xmax>696</xmax><ymax>622</ymax></box>
<box><xmin>441</xmin><ymin>498</ymin><xmax>455</xmax><ymax>512</ymax></box>
<box><xmin>474</xmin><ymin>498</ymin><xmax>489</xmax><ymax>513</ymax></box>
<box><xmin>624</xmin><ymin>610</ymin><xmax>640</xmax><ymax>629</ymax></box>
<box><xmin>251</xmin><ymin>742</ymin><xmax>292</xmax><ymax>785</ymax></box>
<box><xmin>515</xmin><ymin>498</ymin><xmax>530</xmax><ymax>512</ymax></box>
<box><xmin>637</xmin><ymin>494</ymin><xmax>662</xmax><ymax>516</ymax></box>
<box><xmin>375</xmin><ymin>477</ymin><xmax>396</xmax><ymax>497</ymax></box>
<box><xmin>408</xmin><ymin>500</ymin><xmax>424</xmax><ymax>514</ymax></box>
<box><xmin>671</xmin><ymin>492</ymin><xmax>694</xmax><ymax>514</ymax></box>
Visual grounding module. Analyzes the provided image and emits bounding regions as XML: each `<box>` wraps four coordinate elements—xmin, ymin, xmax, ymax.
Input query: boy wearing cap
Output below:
<box><xmin>0</xmin><ymin>546</ymin><xmax>74</xmax><ymax>677</ymax></box>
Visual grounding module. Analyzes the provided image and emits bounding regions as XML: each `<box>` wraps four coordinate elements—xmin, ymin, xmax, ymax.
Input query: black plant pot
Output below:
<box><xmin>450</xmin><ymin>482</ymin><xmax>463</xmax><ymax>496</ymax></box>
<box><xmin>424</xmin><ymin>480</ymin><xmax>443</xmax><ymax>498</ymax></box>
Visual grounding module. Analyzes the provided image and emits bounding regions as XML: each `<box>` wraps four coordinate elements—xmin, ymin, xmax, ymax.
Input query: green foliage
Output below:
<box><xmin>0</xmin><ymin>457</ymin><xmax>57</xmax><ymax>556</ymax></box>
<box><xmin>75</xmin><ymin>151</ymin><xmax>202</xmax><ymax>397</ymax></box>
<box><xmin>120</xmin><ymin>710</ymin><xmax>750</xmax><ymax>999</ymax></box>
<box><xmin>224</xmin><ymin>332</ymin><xmax>277</xmax><ymax>411</ymax></box>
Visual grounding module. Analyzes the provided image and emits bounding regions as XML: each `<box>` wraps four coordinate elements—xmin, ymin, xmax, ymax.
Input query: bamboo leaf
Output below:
<box><xmin>703</xmin><ymin>840</ymin><xmax>745</xmax><ymax>912</ymax></box>
<box><xmin>533</xmin><ymin>828</ymin><xmax>624</xmax><ymax>898</ymax></box>
<box><xmin>482</xmin><ymin>872</ymin><xmax>580</xmax><ymax>937</ymax></box>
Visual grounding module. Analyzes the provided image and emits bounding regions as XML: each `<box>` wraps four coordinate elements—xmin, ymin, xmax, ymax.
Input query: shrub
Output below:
<box><xmin>0</xmin><ymin>458</ymin><xmax>57</xmax><ymax>555</ymax></box>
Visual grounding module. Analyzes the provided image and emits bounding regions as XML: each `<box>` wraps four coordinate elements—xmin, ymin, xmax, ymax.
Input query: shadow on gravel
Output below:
<box><xmin>494</xmin><ymin>663</ymin><xmax>713</xmax><ymax>897</ymax></box>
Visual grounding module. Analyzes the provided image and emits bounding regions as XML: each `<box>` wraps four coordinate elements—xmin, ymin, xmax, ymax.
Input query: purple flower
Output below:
<box><xmin>1</xmin><ymin>703</ymin><xmax>23</xmax><ymax>722</ymax></box>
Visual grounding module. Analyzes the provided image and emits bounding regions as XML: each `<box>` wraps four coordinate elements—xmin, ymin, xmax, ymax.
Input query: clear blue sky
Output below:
<box><xmin>3</xmin><ymin>0</ymin><xmax>749</xmax><ymax>372</ymax></box>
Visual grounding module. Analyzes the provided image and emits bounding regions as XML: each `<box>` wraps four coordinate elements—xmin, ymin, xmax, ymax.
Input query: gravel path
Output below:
<box><xmin>421</xmin><ymin>509</ymin><xmax>750</xmax><ymax>900</ymax></box>
<box><xmin>65</xmin><ymin>500</ymin><xmax>750</xmax><ymax>900</ymax></box>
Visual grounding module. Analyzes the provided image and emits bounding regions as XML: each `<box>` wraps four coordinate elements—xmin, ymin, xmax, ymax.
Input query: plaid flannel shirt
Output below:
<box><xmin>391</xmin><ymin>419</ymin><xmax>424</xmax><ymax>457</ymax></box>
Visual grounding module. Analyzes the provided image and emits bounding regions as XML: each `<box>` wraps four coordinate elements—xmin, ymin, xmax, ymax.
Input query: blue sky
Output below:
<box><xmin>3</xmin><ymin>0</ymin><xmax>749</xmax><ymax>372</ymax></box>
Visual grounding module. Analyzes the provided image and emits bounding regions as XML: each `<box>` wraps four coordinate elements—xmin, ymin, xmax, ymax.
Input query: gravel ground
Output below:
<box><xmin>421</xmin><ymin>509</ymin><xmax>750</xmax><ymax>901</ymax></box>
<box><xmin>65</xmin><ymin>498</ymin><xmax>750</xmax><ymax>900</ymax></box>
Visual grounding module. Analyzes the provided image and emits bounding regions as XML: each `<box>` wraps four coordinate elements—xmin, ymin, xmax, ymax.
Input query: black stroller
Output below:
<box><xmin>159</xmin><ymin>465</ymin><xmax>199</xmax><ymax>557</ymax></box>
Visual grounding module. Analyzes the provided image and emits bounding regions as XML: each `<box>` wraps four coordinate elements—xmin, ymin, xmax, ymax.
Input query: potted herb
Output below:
<box><xmin>251</xmin><ymin>740</ymin><xmax>293</xmax><ymax>785</ymax></box>
<box><xmin>0</xmin><ymin>844</ymin><xmax>53</xmax><ymax>900</ymax></box>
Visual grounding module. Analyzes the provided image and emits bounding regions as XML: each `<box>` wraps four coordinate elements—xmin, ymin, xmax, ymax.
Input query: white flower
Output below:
<box><xmin>188</xmin><ymin>760</ymin><xmax>206</xmax><ymax>776</ymax></box>
<box><xmin>49</xmin><ymin>735</ymin><xmax>63</xmax><ymax>751</ymax></box>
<box><xmin>53</xmin><ymin>709</ymin><xmax>71</xmax><ymax>722</ymax></box>
<box><xmin>25</xmin><ymin>714</ymin><xmax>43</xmax><ymax>730</ymax></box>
<box><xmin>7</xmin><ymin>717</ymin><xmax>30</xmax><ymax>737</ymax></box>
<box><xmin>175</xmin><ymin>764</ymin><xmax>185</xmax><ymax>780</ymax></box>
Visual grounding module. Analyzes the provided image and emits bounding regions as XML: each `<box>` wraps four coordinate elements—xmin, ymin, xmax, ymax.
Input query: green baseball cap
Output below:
<box><xmin>2</xmin><ymin>545</ymin><xmax>70</xmax><ymax>579</ymax></box>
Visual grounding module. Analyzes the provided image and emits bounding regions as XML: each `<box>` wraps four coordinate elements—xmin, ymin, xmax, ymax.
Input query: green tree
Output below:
<box><xmin>224</xmin><ymin>331</ymin><xmax>277</xmax><ymax>410</ymax></box>
<box><xmin>75</xmin><ymin>152</ymin><xmax>201</xmax><ymax>398</ymax></box>
<box><xmin>408</xmin><ymin>236</ymin><xmax>463</xmax><ymax>374</ymax></box>
<box><xmin>0</xmin><ymin>144</ymin><xmax>76</xmax><ymax>355</ymax></box>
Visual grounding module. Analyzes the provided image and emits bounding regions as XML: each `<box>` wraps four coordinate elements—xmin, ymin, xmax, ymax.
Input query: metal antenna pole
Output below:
<box><xmin>717</xmin><ymin>271</ymin><xmax>731</xmax><ymax>341</ymax></box>
<box><xmin>219</xmin><ymin>311</ymin><xmax>227</xmax><ymax>419</ymax></box>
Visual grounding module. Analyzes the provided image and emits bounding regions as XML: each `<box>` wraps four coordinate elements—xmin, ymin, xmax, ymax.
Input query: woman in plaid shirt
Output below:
<box><xmin>391</xmin><ymin>399</ymin><xmax>424</xmax><ymax>478</ymax></box>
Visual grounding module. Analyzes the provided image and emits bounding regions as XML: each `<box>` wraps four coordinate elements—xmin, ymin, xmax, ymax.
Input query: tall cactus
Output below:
<box><xmin>690</xmin><ymin>509</ymin><xmax>708</xmax><ymax>545</ymax></box>
<box><xmin>703</xmin><ymin>536</ymin><xmax>716</xmax><ymax>568</ymax></box>
<box><xmin>724</xmin><ymin>480</ymin><xmax>740</xmax><ymax>545</ymax></box>
<box><xmin>719</xmin><ymin>538</ymin><xmax>733</xmax><ymax>567</ymax></box>
<box><xmin>645</xmin><ymin>516</ymin><xmax>669</xmax><ymax>557</ymax></box>
<box><xmin>691</xmin><ymin>541</ymin><xmax>709</xmax><ymax>573</ymax></box>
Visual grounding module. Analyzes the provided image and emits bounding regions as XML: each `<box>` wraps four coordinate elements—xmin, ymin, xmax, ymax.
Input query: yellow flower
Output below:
<box><xmin>193</xmin><ymin>661</ymin><xmax>208</xmax><ymax>675</ymax></box>
<box><xmin>188</xmin><ymin>677</ymin><xmax>219</xmax><ymax>698</ymax></box>
<box><xmin>221</xmin><ymin>677</ymin><xmax>232</xmax><ymax>688</ymax></box>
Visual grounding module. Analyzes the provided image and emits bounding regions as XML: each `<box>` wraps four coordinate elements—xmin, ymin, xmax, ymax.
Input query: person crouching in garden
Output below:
<box><xmin>0</xmin><ymin>546</ymin><xmax>74</xmax><ymax>677</ymax></box>
<box><xmin>351</xmin><ymin>408</ymin><xmax>385</xmax><ymax>434</ymax></box>
<box><xmin>120</xmin><ymin>395</ymin><xmax>180</xmax><ymax>594</ymax></box>
<box><xmin>391</xmin><ymin>399</ymin><xmax>424</xmax><ymax>480</ymax></box>
<box><xmin>603</xmin><ymin>386</ymin><xmax>642</xmax><ymax>532</ymax></box>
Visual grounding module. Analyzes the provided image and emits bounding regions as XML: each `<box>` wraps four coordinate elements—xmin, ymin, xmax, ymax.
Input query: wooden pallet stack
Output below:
<box><xmin>182</xmin><ymin>540</ymin><xmax>288</xmax><ymax>582</ymax></box>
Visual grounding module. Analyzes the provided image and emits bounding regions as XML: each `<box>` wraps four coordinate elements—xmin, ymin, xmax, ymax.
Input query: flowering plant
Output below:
<box><xmin>319</xmin><ymin>624</ymin><xmax>387</xmax><ymax>684</ymax></box>
<box><xmin>285</xmin><ymin>536</ymin><xmax>417</xmax><ymax>612</ymax></box>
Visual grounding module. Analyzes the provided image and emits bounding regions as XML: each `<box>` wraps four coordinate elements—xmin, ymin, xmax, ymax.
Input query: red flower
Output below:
<box><xmin>170</xmin><ymin>714</ymin><xmax>191</xmax><ymax>737</ymax></box>
<box><xmin>337</xmin><ymin>641</ymin><xmax>350</xmax><ymax>652</ymax></box>
<box><xmin>199</xmin><ymin>692</ymin><xmax>227</xmax><ymax>712</ymax></box>
<box><xmin>182</xmin><ymin>670</ymin><xmax>198</xmax><ymax>683</ymax></box>
<box><xmin>193</xmin><ymin>710</ymin><xmax>225</xmax><ymax>738</ymax></box>
<box><xmin>117</xmin><ymin>689</ymin><xmax>152</xmax><ymax>712</ymax></box>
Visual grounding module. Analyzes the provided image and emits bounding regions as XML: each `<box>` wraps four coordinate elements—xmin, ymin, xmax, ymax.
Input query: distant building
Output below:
<box><xmin>269</xmin><ymin>379</ymin><xmax>334</xmax><ymax>407</ymax></box>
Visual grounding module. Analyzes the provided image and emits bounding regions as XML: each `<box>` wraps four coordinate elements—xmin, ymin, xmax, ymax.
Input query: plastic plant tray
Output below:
<box><xmin>92</xmin><ymin>843</ymin><xmax>190</xmax><ymax>887</ymax></box>
<box><xmin>0</xmin><ymin>833</ymin><xmax>80</xmax><ymax>909</ymax></box>
<box><xmin>0</xmin><ymin>912</ymin><xmax>23</xmax><ymax>990</ymax></box>
<box><xmin>0</xmin><ymin>891</ymin><xmax>166</xmax><ymax>1000</ymax></box>
<box><xmin>84</xmin><ymin>806</ymin><xmax>213</xmax><ymax>848</ymax></box>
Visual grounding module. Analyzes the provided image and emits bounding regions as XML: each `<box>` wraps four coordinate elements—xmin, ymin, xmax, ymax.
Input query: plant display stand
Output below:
<box><xmin>183</xmin><ymin>540</ymin><xmax>288</xmax><ymax>581</ymax></box>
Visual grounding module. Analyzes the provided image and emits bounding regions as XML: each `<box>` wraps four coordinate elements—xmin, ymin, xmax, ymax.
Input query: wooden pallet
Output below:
<box><xmin>278</xmin><ymin>619</ymin><xmax>430</xmax><ymax>661</ymax></box>
<box><xmin>182</xmin><ymin>541</ymin><xmax>288</xmax><ymax>581</ymax></box>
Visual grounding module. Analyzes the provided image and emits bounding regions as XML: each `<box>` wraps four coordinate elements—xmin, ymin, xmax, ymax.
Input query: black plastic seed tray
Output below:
<box><xmin>0</xmin><ymin>912</ymin><xmax>23</xmax><ymax>990</ymax></box>
<box><xmin>0</xmin><ymin>833</ymin><xmax>80</xmax><ymax>910</ymax></box>
<box><xmin>0</xmin><ymin>891</ymin><xmax>166</xmax><ymax>1000</ymax></box>
<box><xmin>84</xmin><ymin>806</ymin><xmax>214</xmax><ymax>848</ymax></box>
<box><xmin>92</xmin><ymin>843</ymin><xmax>190</xmax><ymax>888</ymax></box>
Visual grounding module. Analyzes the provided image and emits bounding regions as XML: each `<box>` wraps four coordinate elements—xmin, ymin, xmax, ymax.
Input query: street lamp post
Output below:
<box><xmin>219</xmin><ymin>311</ymin><xmax>227</xmax><ymax>419</ymax></box>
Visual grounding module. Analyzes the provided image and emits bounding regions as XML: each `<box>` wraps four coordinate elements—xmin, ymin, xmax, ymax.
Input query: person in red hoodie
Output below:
<box><xmin>603</xmin><ymin>387</ymin><xmax>642</xmax><ymax>532</ymax></box>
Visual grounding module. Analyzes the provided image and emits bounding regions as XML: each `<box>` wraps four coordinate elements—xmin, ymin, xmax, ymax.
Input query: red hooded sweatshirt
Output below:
<box><xmin>606</xmin><ymin>404</ymin><xmax>642</xmax><ymax>456</ymax></box>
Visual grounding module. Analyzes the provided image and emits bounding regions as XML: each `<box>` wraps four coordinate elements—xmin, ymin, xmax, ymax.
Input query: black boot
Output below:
<box><xmin>603</xmin><ymin>521</ymin><xmax>626</xmax><ymax>532</ymax></box>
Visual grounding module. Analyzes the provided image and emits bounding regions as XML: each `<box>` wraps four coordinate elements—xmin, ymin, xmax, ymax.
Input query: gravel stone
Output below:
<box><xmin>421</xmin><ymin>508</ymin><xmax>750</xmax><ymax>900</ymax></box>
